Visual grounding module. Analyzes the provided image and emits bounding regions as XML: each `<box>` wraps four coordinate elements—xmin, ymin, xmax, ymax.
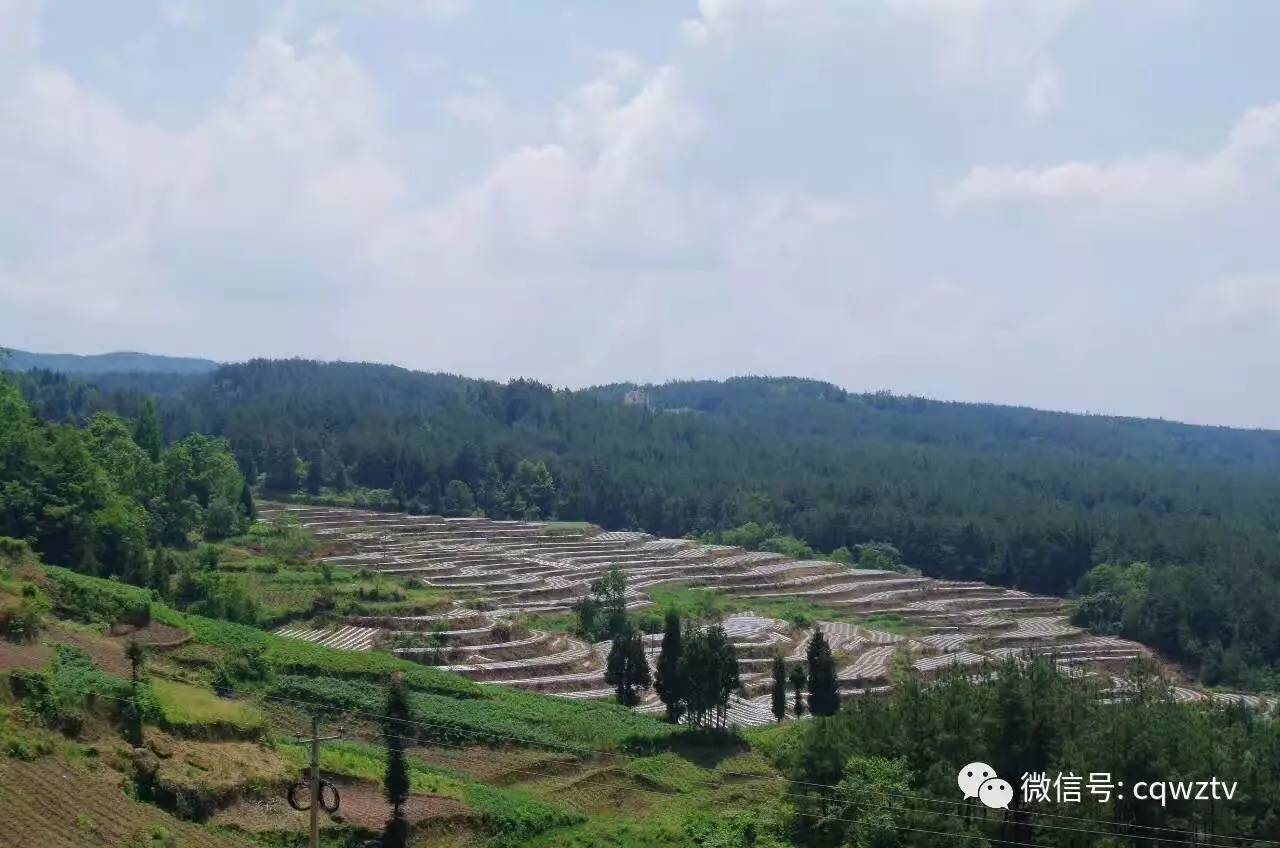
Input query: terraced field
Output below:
<box><xmin>263</xmin><ymin>504</ymin><xmax>1265</xmax><ymax>724</ymax></box>
<box><xmin>0</xmin><ymin>755</ymin><xmax>256</xmax><ymax>848</ymax></box>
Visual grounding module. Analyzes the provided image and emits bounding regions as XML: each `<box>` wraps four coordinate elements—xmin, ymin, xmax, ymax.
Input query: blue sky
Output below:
<box><xmin>3</xmin><ymin>1</ymin><xmax>1279</xmax><ymax>428</ymax></box>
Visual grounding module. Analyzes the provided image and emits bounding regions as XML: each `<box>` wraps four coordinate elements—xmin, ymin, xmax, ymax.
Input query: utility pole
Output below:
<box><xmin>302</xmin><ymin>715</ymin><xmax>343</xmax><ymax>848</ymax></box>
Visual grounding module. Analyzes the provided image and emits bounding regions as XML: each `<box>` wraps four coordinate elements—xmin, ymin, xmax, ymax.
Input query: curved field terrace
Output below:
<box><xmin>262</xmin><ymin>504</ymin><xmax>1267</xmax><ymax>725</ymax></box>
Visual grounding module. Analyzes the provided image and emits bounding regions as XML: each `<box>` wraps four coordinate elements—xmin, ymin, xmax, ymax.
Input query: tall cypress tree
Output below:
<box><xmin>654</xmin><ymin>609</ymin><xmax>686</xmax><ymax>723</ymax></box>
<box><xmin>806</xmin><ymin>631</ymin><xmax>840</xmax><ymax>716</ymax></box>
<box><xmin>239</xmin><ymin>482</ymin><xmax>256</xmax><ymax>522</ymax></box>
<box><xmin>790</xmin><ymin>664</ymin><xmax>807</xmax><ymax>717</ymax></box>
<box><xmin>125</xmin><ymin>640</ymin><xmax>146</xmax><ymax>747</ymax></box>
<box><xmin>771</xmin><ymin>655</ymin><xmax>787</xmax><ymax>723</ymax></box>
<box><xmin>382</xmin><ymin>676</ymin><xmax>412</xmax><ymax>848</ymax></box>
<box><xmin>703</xmin><ymin>624</ymin><xmax>739</xmax><ymax>729</ymax></box>
<box><xmin>133</xmin><ymin>398</ymin><xmax>162</xmax><ymax>463</ymax></box>
<box><xmin>305</xmin><ymin>452</ymin><xmax>326</xmax><ymax>495</ymax></box>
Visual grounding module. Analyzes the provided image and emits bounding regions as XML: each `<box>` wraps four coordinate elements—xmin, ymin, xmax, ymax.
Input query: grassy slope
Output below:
<box><xmin>2</xmin><ymin>518</ymin><xmax>839</xmax><ymax>847</ymax></box>
<box><xmin>10</xmin><ymin>563</ymin><xmax>765</xmax><ymax>847</ymax></box>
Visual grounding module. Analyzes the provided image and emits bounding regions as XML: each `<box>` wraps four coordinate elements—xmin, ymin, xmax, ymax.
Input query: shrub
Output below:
<box><xmin>211</xmin><ymin>644</ymin><xmax>273</xmax><ymax>695</ymax></box>
<box><xmin>0</xmin><ymin>584</ymin><xmax>49</xmax><ymax>643</ymax></box>
<box><xmin>247</xmin><ymin>516</ymin><xmax>316</xmax><ymax>563</ymax></box>
<box><xmin>43</xmin><ymin>566</ymin><xmax>154</xmax><ymax>626</ymax></box>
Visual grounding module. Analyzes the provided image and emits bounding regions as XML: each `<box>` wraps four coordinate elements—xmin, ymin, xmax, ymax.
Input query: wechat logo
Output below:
<box><xmin>958</xmin><ymin>762</ymin><xmax>1013</xmax><ymax>810</ymax></box>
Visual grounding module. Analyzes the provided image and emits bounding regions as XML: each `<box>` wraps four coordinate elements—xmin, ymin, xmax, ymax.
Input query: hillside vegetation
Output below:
<box><xmin>11</xmin><ymin>360</ymin><xmax>1280</xmax><ymax>686</ymax></box>
<box><xmin>4</xmin><ymin>367</ymin><xmax>1280</xmax><ymax>846</ymax></box>
<box><xmin>5</xmin><ymin>542</ymin><xmax>1280</xmax><ymax>847</ymax></box>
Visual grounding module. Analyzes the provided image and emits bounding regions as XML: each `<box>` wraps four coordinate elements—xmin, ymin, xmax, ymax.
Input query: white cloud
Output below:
<box><xmin>0</xmin><ymin>22</ymin><xmax>406</xmax><ymax>337</ymax></box>
<box><xmin>5</xmin><ymin>0</ymin><xmax>1280</xmax><ymax>427</ymax></box>
<box><xmin>390</xmin><ymin>61</ymin><xmax>714</xmax><ymax>272</ymax></box>
<box><xmin>944</xmin><ymin>102</ymin><xmax>1280</xmax><ymax>219</ymax></box>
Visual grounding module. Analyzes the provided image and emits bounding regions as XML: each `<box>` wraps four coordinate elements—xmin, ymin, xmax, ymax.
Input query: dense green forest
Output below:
<box><xmin>0</xmin><ymin>373</ymin><xmax>259</xmax><ymax>621</ymax></box>
<box><xmin>8</xmin><ymin>358</ymin><xmax>1280</xmax><ymax>687</ymax></box>
<box><xmin>774</xmin><ymin>657</ymin><xmax>1280</xmax><ymax>847</ymax></box>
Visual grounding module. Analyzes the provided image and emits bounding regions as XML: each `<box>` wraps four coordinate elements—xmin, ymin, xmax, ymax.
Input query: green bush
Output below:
<box><xmin>211</xmin><ymin>644</ymin><xmax>273</xmax><ymax>695</ymax></box>
<box><xmin>0</xmin><ymin>582</ymin><xmax>49</xmax><ymax>643</ymax></box>
<box><xmin>43</xmin><ymin>566</ymin><xmax>154</xmax><ymax>626</ymax></box>
<box><xmin>246</xmin><ymin>516</ymin><xmax>316</xmax><ymax>562</ymax></box>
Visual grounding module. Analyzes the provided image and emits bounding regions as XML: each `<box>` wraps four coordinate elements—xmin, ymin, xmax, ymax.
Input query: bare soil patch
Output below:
<box><xmin>211</xmin><ymin>779</ymin><xmax>471</xmax><ymax>835</ymax></box>
<box><xmin>45</xmin><ymin>624</ymin><xmax>130</xmax><ymax>676</ymax></box>
<box><xmin>108</xmin><ymin>620</ymin><xmax>191</xmax><ymax>647</ymax></box>
<box><xmin>0</xmin><ymin>638</ymin><xmax>51</xmax><ymax>671</ymax></box>
<box><xmin>0</xmin><ymin>754</ymin><xmax>256</xmax><ymax>848</ymax></box>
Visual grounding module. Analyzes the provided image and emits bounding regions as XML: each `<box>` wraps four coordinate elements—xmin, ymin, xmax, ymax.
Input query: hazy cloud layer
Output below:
<box><xmin>2</xmin><ymin>0</ymin><xmax>1279</xmax><ymax>427</ymax></box>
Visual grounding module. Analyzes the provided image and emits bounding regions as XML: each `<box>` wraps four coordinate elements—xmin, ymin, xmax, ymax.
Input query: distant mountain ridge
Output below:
<box><xmin>0</xmin><ymin>348</ymin><xmax>220</xmax><ymax>375</ymax></box>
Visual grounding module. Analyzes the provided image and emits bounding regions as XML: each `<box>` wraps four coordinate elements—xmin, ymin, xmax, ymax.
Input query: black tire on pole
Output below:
<box><xmin>320</xmin><ymin>780</ymin><xmax>340</xmax><ymax>813</ymax></box>
<box><xmin>287</xmin><ymin>780</ymin><xmax>312</xmax><ymax>811</ymax></box>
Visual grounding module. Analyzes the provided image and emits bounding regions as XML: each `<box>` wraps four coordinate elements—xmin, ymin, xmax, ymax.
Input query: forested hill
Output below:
<box><xmin>0</xmin><ymin>347</ymin><xmax>220</xmax><ymax>375</ymax></box>
<box><xmin>594</xmin><ymin>377</ymin><xmax>1280</xmax><ymax>470</ymax></box>
<box><xmin>12</xmin><ymin>358</ymin><xmax>1280</xmax><ymax>684</ymax></box>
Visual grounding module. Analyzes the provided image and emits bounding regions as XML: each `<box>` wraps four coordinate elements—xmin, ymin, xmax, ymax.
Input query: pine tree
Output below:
<box><xmin>707</xmin><ymin>624</ymin><xmax>740</xmax><ymax>729</ymax></box>
<box><xmin>790</xmin><ymin>663</ymin><xmax>807</xmax><ymax>718</ymax></box>
<box><xmin>133</xmin><ymin>398</ymin><xmax>162</xmax><ymax>463</ymax></box>
<box><xmin>125</xmin><ymin>640</ymin><xmax>146</xmax><ymax>747</ymax></box>
<box><xmin>382</xmin><ymin>676</ymin><xmax>412</xmax><ymax>848</ymax></box>
<box><xmin>806</xmin><ymin>631</ymin><xmax>840</xmax><ymax>716</ymax></box>
<box><xmin>680</xmin><ymin>624</ymin><xmax>740</xmax><ymax>730</ymax></box>
<box><xmin>126</xmin><ymin>639</ymin><xmax>145</xmax><ymax>685</ymax></box>
<box><xmin>654</xmin><ymin>609</ymin><xmax>686</xmax><ymax>723</ymax></box>
<box><xmin>604</xmin><ymin>625</ymin><xmax>651</xmax><ymax>707</ymax></box>
<box><xmin>771</xmin><ymin>655</ymin><xmax>788</xmax><ymax>722</ymax></box>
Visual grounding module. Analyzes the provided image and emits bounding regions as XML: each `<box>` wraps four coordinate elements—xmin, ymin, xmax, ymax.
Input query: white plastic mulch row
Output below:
<box><xmin>274</xmin><ymin>625</ymin><xmax>379</xmax><ymax>652</ymax></box>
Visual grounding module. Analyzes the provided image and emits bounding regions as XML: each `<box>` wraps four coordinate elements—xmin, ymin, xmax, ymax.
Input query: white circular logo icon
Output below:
<box><xmin>978</xmin><ymin>777</ymin><xmax>1013</xmax><ymax>810</ymax></box>
<box><xmin>957</xmin><ymin>762</ymin><xmax>996</xmax><ymax>800</ymax></box>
